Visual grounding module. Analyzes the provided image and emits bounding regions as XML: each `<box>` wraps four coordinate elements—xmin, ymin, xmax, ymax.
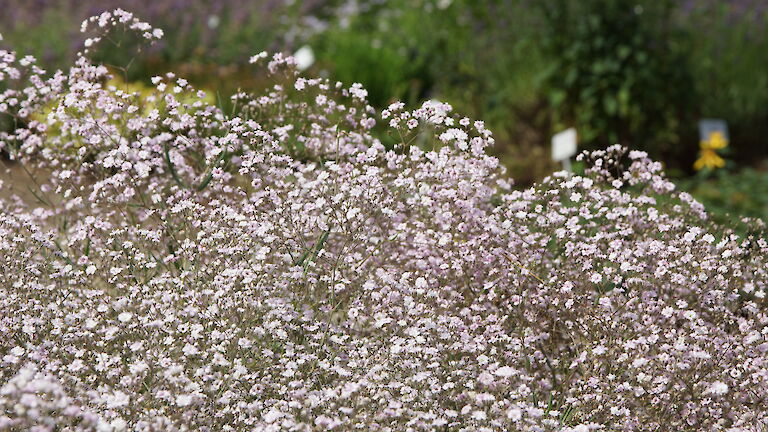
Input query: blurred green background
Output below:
<box><xmin>1</xmin><ymin>0</ymin><xmax>767</xmax><ymax>224</ymax></box>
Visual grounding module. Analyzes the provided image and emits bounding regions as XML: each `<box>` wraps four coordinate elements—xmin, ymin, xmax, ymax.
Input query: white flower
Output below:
<box><xmin>263</xmin><ymin>408</ymin><xmax>283</xmax><ymax>423</ymax></box>
<box><xmin>705</xmin><ymin>381</ymin><xmax>729</xmax><ymax>396</ymax></box>
<box><xmin>176</xmin><ymin>394</ymin><xmax>194</xmax><ymax>407</ymax></box>
<box><xmin>507</xmin><ymin>407</ymin><xmax>523</xmax><ymax>421</ymax></box>
<box><xmin>346</xmin><ymin>208</ymin><xmax>360</xmax><ymax>220</ymax></box>
<box><xmin>494</xmin><ymin>366</ymin><xmax>516</xmax><ymax>378</ymax></box>
<box><xmin>471</xmin><ymin>410</ymin><xmax>487</xmax><ymax>420</ymax></box>
<box><xmin>117</xmin><ymin>312</ymin><xmax>132</xmax><ymax>323</ymax></box>
<box><xmin>249</xmin><ymin>51</ymin><xmax>268</xmax><ymax>63</ymax></box>
<box><xmin>349</xmin><ymin>83</ymin><xmax>368</xmax><ymax>100</ymax></box>
<box><xmin>106</xmin><ymin>391</ymin><xmax>130</xmax><ymax>408</ymax></box>
<box><xmin>110</xmin><ymin>418</ymin><xmax>128</xmax><ymax>432</ymax></box>
<box><xmin>182</xmin><ymin>343</ymin><xmax>199</xmax><ymax>356</ymax></box>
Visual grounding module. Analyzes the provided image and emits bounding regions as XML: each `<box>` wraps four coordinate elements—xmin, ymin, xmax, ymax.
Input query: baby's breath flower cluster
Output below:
<box><xmin>2</xmin><ymin>10</ymin><xmax>768</xmax><ymax>432</ymax></box>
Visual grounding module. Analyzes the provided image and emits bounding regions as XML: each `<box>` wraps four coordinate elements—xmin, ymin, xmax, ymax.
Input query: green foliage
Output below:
<box><xmin>316</xmin><ymin>29</ymin><xmax>427</xmax><ymax>107</ymax></box>
<box><xmin>1</xmin><ymin>6</ymin><xmax>76</xmax><ymax>70</ymax></box>
<box><xmin>678</xmin><ymin>168</ymin><xmax>768</xmax><ymax>226</ymax></box>
<box><xmin>312</xmin><ymin>0</ymin><xmax>555</xmax><ymax>182</ymax></box>
<box><xmin>3</xmin><ymin>0</ymin><xmax>768</xmax><ymax>197</ymax></box>
<box><xmin>684</xmin><ymin>5</ymin><xmax>768</xmax><ymax>164</ymax></box>
<box><xmin>538</xmin><ymin>0</ymin><xmax>695</xmax><ymax>159</ymax></box>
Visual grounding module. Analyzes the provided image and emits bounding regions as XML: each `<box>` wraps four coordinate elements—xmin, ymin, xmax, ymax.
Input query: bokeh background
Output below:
<box><xmin>2</xmin><ymin>0</ymin><xmax>767</xmax><ymax>224</ymax></box>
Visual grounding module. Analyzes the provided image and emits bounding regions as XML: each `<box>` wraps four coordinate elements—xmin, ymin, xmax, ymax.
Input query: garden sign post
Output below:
<box><xmin>552</xmin><ymin>128</ymin><xmax>577</xmax><ymax>172</ymax></box>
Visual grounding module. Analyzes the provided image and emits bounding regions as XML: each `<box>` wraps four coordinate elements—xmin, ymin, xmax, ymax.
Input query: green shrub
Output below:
<box><xmin>538</xmin><ymin>0</ymin><xmax>696</xmax><ymax>162</ymax></box>
<box><xmin>4</xmin><ymin>0</ymin><xmax>768</xmax><ymax>184</ymax></box>
<box><xmin>677</xmin><ymin>167</ymin><xmax>768</xmax><ymax>227</ymax></box>
<box><xmin>683</xmin><ymin>4</ymin><xmax>768</xmax><ymax>165</ymax></box>
<box><xmin>311</xmin><ymin>0</ymin><xmax>555</xmax><ymax>182</ymax></box>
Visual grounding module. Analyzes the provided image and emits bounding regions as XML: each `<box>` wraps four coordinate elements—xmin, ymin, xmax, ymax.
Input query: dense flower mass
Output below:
<box><xmin>2</xmin><ymin>10</ymin><xmax>768</xmax><ymax>432</ymax></box>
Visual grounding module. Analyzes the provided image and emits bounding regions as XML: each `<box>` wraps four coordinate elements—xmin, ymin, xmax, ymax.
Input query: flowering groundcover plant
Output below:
<box><xmin>1</xmin><ymin>10</ymin><xmax>768</xmax><ymax>432</ymax></box>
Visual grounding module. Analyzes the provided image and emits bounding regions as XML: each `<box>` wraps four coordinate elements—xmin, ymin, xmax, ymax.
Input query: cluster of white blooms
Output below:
<box><xmin>1</xmin><ymin>11</ymin><xmax>768</xmax><ymax>431</ymax></box>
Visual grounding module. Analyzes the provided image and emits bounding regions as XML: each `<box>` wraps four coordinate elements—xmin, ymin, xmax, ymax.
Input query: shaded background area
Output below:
<box><xmin>1</xmin><ymin>0</ymin><xmax>767</xmax><ymax>223</ymax></box>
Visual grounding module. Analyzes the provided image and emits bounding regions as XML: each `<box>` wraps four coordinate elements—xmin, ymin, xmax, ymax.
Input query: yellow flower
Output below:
<box><xmin>694</xmin><ymin>148</ymin><xmax>725</xmax><ymax>171</ymax></box>
<box><xmin>701</xmin><ymin>131</ymin><xmax>728</xmax><ymax>150</ymax></box>
<box><xmin>694</xmin><ymin>131</ymin><xmax>728</xmax><ymax>171</ymax></box>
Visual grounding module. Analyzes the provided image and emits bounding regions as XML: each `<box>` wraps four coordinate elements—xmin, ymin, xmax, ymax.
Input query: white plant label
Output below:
<box><xmin>293</xmin><ymin>46</ymin><xmax>315</xmax><ymax>72</ymax></box>
<box><xmin>552</xmin><ymin>128</ymin><xmax>577</xmax><ymax>171</ymax></box>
